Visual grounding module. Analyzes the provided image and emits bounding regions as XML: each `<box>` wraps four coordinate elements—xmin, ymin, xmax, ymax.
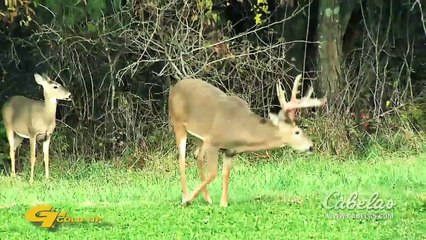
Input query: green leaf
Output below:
<box><xmin>255</xmin><ymin>13</ymin><xmax>263</xmax><ymax>25</ymax></box>
<box><xmin>87</xmin><ymin>22</ymin><xmax>98</xmax><ymax>33</ymax></box>
<box><xmin>88</xmin><ymin>0</ymin><xmax>107</xmax><ymax>21</ymax></box>
<box><xmin>212</xmin><ymin>13</ymin><xmax>219</xmax><ymax>23</ymax></box>
<box><xmin>45</xmin><ymin>0</ymin><xmax>60</xmax><ymax>13</ymax></box>
<box><xmin>325</xmin><ymin>8</ymin><xmax>333</xmax><ymax>17</ymax></box>
<box><xmin>64</xmin><ymin>15</ymin><xmax>75</xmax><ymax>27</ymax></box>
<box><xmin>333</xmin><ymin>6</ymin><xmax>340</xmax><ymax>15</ymax></box>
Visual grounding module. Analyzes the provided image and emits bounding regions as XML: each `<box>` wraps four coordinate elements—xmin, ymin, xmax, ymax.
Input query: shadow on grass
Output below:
<box><xmin>26</xmin><ymin>220</ymin><xmax>114</xmax><ymax>232</ymax></box>
<box><xmin>57</xmin><ymin>220</ymin><xmax>114</xmax><ymax>229</ymax></box>
<box><xmin>169</xmin><ymin>193</ymin><xmax>308</xmax><ymax>209</ymax></box>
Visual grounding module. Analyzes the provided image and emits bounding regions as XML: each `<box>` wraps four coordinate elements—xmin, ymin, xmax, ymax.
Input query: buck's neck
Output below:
<box><xmin>233</xmin><ymin>114</ymin><xmax>287</xmax><ymax>153</ymax></box>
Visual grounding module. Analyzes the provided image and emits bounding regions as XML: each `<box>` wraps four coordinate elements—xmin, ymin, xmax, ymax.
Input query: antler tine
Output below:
<box><xmin>299</xmin><ymin>83</ymin><xmax>327</xmax><ymax>108</ymax></box>
<box><xmin>275</xmin><ymin>74</ymin><xmax>327</xmax><ymax>119</ymax></box>
<box><xmin>276</xmin><ymin>82</ymin><xmax>287</xmax><ymax>108</ymax></box>
<box><xmin>280</xmin><ymin>74</ymin><xmax>328</xmax><ymax>111</ymax></box>
<box><xmin>305</xmin><ymin>86</ymin><xmax>314</xmax><ymax>99</ymax></box>
<box><xmin>291</xmin><ymin>74</ymin><xmax>302</xmax><ymax>102</ymax></box>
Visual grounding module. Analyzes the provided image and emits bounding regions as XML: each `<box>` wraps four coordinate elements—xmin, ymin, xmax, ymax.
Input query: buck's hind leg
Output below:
<box><xmin>171</xmin><ymin>120</ymin><xmax>188</xmax><ymax>204</ymax></box>
<box><xmin>184</xmin><ymin>145</ymin><xmax>218</xmax><ymax>204</ymax></box>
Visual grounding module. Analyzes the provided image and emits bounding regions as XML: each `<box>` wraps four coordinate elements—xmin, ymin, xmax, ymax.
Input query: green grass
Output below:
<box><xmin>0</xmin><ymin>150</ymin><xmax>425</xmax><ymax>239</ymax></box>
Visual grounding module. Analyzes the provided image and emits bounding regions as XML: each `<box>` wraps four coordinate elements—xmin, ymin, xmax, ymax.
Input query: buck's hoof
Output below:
<box><xmin>204</xmin><ymin>196</ymin><xmax>212</xmax><ymax>204</ymax></box>
<box><xmin>220</xmin><ymin>201</ymin><xmax>228</xmax><ymax>208</ymax></box>
<box><xmin>182</xmin><ymin>196</ymin><xmax>193</xmax><ymax>206</ymax></box>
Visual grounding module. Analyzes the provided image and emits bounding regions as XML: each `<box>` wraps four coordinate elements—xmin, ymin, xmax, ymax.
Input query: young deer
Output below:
<box><xmin>168</xmin><ymin>74</ymin><xmax>326</xmax><ymax>207</ymax></box>
<box><xmin>1</xmin><ymin>73</ymin><xmax>72</xmax><ymax>184</ymax></box>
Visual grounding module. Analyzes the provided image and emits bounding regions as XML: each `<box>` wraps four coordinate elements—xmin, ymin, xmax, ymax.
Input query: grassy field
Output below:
<box><xmin>0</xmin><ymin>149</ymin><xmax>425</xmax><ymax>239</ymax></box>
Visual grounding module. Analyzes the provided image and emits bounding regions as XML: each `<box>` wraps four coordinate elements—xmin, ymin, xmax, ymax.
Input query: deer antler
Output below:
<box><xmin>276</xmin><ymin>74</ymin><xmax>327</xmax><ymax>121</ymax></box>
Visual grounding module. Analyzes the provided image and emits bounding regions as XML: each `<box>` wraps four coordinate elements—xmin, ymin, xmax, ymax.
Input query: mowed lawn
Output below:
<box><xmin>0</xmin><ymin>150</ymin><xmax>424</xmax><ymax>239</ymax></box>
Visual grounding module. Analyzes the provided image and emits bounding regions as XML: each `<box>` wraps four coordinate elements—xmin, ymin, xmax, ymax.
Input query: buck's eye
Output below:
<box><xmin>295</xmin><ymin>131</ymin><xmax>300</xmax><ymax>135</ymax></box>
<box><xmin>53</xmin><ymin>86</ymin><xmax>58</xmax><ymax>89</ymax></box>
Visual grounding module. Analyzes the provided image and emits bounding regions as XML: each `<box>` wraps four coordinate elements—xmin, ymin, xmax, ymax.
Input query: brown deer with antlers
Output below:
<box><xmin>168</xmin><ymin>74</ymin><xmax>326</xmax><ymax>207</ymax></box>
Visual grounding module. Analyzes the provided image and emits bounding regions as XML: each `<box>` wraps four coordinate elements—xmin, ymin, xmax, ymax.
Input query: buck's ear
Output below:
<box><xmin>34</xmin><ymin>73</ymin><xmax>46</xmax><ymax>85</ymax></box>
<box><xmin>278</xmin><ymin>110</ymin><xmax>286</xmax><ymax>120</ymax></box>
<box><xmin>269</xmin><ymin>113</ymin><xmax>280</xmax><ymax>126</ymax></box>
<box><xmin>278</xmin><ymin>109</ymin><xmax>296</xmax><ymax>125</ymax></box>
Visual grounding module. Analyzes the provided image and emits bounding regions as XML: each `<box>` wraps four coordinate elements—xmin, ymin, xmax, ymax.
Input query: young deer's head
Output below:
<box><xmin>269</xmin><ymin>74</ymin><xmax>327</xmax><ymax>153</ymax></box>
<box><xmin>34</xmin><ymin>73</ymin><xmax>72</xmax><ymax>101</ymax></box>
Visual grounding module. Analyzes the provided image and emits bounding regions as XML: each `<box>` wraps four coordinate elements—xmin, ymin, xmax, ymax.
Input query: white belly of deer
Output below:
<box><xmin>16</xmin><ymin>132</ymin><xmax>30</xmax><ymax>139</ymax></box>
<box><xmin>187</xmin><ymin>129</ymin><xmax>205</xmax><ymax>141</ymax></box>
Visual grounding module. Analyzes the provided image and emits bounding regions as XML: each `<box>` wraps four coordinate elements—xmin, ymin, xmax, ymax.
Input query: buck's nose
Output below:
<box><xmin>309</xmin><ymin>146</ymin><xmax>314</xmax><ymax>152</ymax></box>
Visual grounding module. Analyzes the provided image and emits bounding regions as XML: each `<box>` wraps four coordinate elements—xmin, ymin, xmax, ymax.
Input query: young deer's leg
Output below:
<box><xmin>42</xmin><ymin>137</ymin><xmax>51</xmax><ymax>180</ymax></box>
<box><xmin>29</xmin><ymin>137</ymin><xmax>37</xmax><ymax>185</ymax></box>
<box><xmin>14</xmin><ymin>135</ymin><xmax>24</xmax><ymax>174</ymax></box>
<box><xmin>184</xmin><ymin>146</ymin><xmax>218</xmax><ymax>204</ymax></box>
<box><xmin>220</xmin><ymin>153</ymin><xmax>233</xmax><ymax>207</ymax></box>
<box><xmin>172</xmin><ymin>121</ymin><xmax>188</xmax><ymax>203</ymax></box>
<box><xmin>195</xmin><ymin>142</ymin><xmax>212</xmax><ymax>204</ymax></box>
<box><xmin>5</xmin><ymin>128</ymin><xmax>16</xmax><ymax>177</ymax></box>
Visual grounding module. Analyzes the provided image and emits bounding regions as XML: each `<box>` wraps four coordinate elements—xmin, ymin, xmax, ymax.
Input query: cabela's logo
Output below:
<box><xmin>25</xmin><ymin>204</ymin><xmax>102</xmax><ymax>228</ymax></box>
<box><xmin>323</xmin><ymin>191</ymin><xmax>396</xmax><ymax>210</ymax></box>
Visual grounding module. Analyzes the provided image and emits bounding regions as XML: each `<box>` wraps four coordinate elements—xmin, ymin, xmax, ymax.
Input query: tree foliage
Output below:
<box><xmin>0</xmin><ymin>0</ymin><xmax>424</xmax><ymax>160</ymax></box>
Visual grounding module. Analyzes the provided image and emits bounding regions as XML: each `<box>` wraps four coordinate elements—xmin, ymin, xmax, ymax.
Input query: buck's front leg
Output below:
<box><xmin>220</xmin><ymin>155</ymin><xmax>233</xmax><ymax>207</ymax></box>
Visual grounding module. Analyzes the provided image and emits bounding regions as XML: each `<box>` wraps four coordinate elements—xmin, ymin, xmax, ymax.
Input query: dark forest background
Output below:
<box><xmin>0</xmin><ymin>0</ymin><xmax>425</xmax><ymax>167</ymax></box>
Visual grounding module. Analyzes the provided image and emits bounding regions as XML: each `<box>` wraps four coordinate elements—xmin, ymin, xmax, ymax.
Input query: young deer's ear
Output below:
<box><xmin>42</xmin><ymin>73</ymin><xmax>51</xmax><ymax>81</ymax></box>
<box><xmin>34</xmin><ymin>73</ymin><xmax>46</xmax><ymax>86</ymax></box>
<box><xmin>269</xmin><ymin>113</ymin><xmax>280</xmax><ymax>126</ymax></box>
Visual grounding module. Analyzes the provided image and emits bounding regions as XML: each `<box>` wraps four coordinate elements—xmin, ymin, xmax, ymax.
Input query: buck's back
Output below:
<box><xmin>169</xmin><ymin>78</ymin><xmax>226</xmax><ymax>121</ymax></box>
<box><xmin>169</xmin><ymin>78</ymin><xmax>251</xmax><ymax>138</ymax></box>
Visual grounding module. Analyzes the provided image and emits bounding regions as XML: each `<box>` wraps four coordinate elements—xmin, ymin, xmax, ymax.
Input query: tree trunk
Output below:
<box><xmin>317</xmin><ymin>0</ymin><xmax>356</xmax><ymax>99</ymax></box>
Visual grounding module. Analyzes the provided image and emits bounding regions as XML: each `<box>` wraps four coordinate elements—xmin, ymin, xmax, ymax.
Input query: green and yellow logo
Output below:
<box><xmin>25</xmin><ymin>205</ymin><xmax>102</xmax><ymax>228</ymax></box>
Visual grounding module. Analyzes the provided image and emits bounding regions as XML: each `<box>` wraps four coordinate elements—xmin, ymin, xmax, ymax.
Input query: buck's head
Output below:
<box><xmin>273</xmin><ymin>74</ymin><xmax>327</xmax><ymax>153</ymax></box>
<box><xmin>34</xmin><ymin>73</ymin><xmax>72</xmax><ymax>101</ymax></box>
<box><xmin>268</xmin><ymin>110</ymin><xmax>314</xmax><ymax>152</ymax></box>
